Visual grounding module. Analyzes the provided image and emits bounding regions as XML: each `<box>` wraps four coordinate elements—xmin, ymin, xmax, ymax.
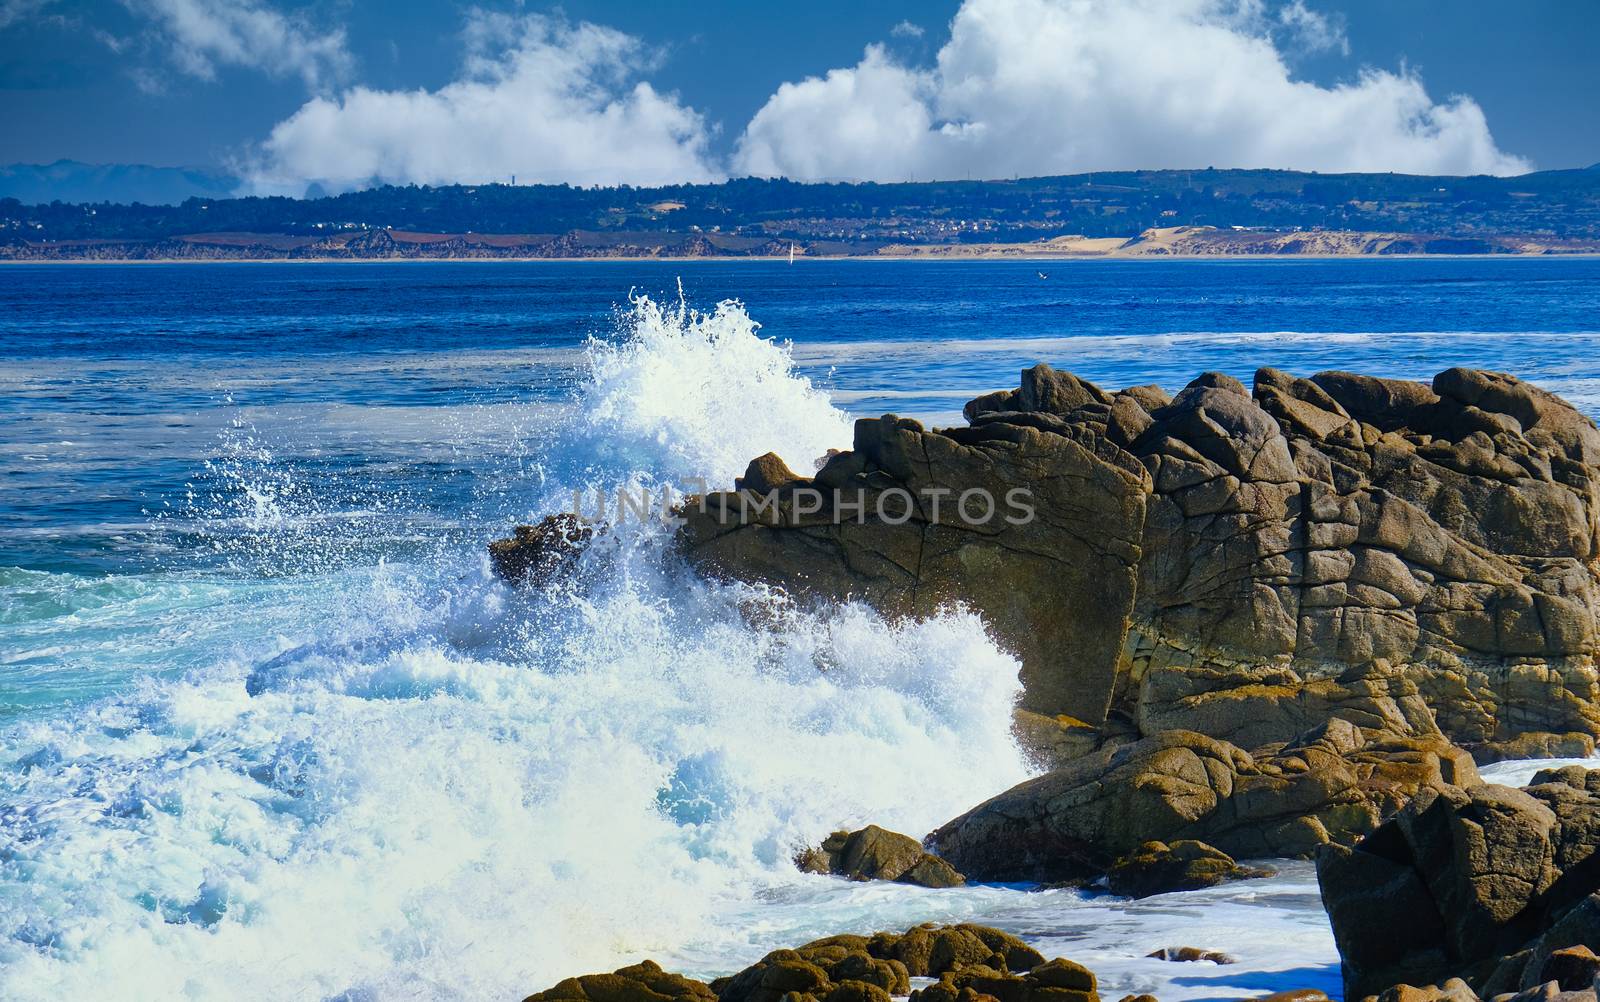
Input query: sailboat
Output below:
<box><xmin>789</xmin><ymin>243</ymin><xmax>796</xmax><ymax>265</ymax></box>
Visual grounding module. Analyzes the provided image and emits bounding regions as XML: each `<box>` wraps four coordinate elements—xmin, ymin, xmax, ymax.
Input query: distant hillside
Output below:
<box><xmin>0</xmin><ymin>161</ymin><xmax>239</xmax><ymax>206</ymax></box>
<box><xmin>4</xmin><ymin>167</ymin><xmax>1600</xmax><ymax>259</ymax></box>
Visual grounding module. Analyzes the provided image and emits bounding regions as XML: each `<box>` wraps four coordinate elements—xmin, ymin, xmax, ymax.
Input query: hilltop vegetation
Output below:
<box><xmin>4</xmin><ymin>168</ymin><xmax>1600</xmax><ymax>259</ymax></box>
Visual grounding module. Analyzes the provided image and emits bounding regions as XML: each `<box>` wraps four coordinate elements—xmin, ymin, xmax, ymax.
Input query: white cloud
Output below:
<box><xmin>245</xmin><ymin>11</ymin><xmax>719</xmax><ymax>194</ymax></box>
<box><xmin>1276</xmin><ymin>0</ymin><xmax>1348</xmax><ymax>56</ymax></box>
<box><xmin>735</xmin><ymin>0</ymin><xmax>1530</xmax><ymax>181</ymax></box>
<box><xmin>121</xmin><ymin>0</ymin><xmax>350</xmax><ymax>90</ymax></box>
<box><xmin>890</xmin><ymin>20</ymin><xmax>924</xmax><ymax>39</ymax></box>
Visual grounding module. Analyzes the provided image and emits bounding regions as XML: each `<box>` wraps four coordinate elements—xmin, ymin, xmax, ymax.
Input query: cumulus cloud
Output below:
<box><xmin>245</xmin><ymin>10</ymin><xmax>719</xmax><ymax>194</ymax></box>
<box><xmin>890</xmin><ymin>20</ymin><xmax>924</xmax><ymax>39</ymax></box>
<box><xmin>735</xmin><ymin>0</ymin><xmax>1530</xmax><ymax>181</ymax></box>
<box><xmin>121</xmin><ymin>0</ymin><xmax>350</xmax><ymax>90</ymax></box>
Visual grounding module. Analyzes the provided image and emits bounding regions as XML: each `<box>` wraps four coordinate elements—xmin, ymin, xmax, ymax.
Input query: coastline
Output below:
<box><xmin>6</xmin><ymin>251</ymin><xmax>1600</xmax><ymax>264</ymax></box>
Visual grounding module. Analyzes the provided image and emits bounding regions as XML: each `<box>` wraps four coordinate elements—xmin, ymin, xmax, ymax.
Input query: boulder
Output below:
<box><xmin>716</xmin><ymin>923</ymin><xmax>1047</xmax><ymax>1002</ymax></box>
<box><xmin>490</xmin><ymin>513</ymin><xmax>594</xmax><ymax>585</ymax></box>
<box><xmin>522</xmin><ymin>960</ymin><xmax>717</xmax><ymax>1002</ymax></box>
<box><xmin>1364</xmin><ymin>980</ymin><xmax>1482</xmax><ymax>1002</ymax></box>
<box><xmin>796</xmin><ymin>826</ymin><xmax>965</xmax><ymax>888</ymax></box>
<box><xmin>640</xmin><ymin>364</ymin><xmax>1600</xmax><ymax>755</ymax></box>
<box><xmin>932</xmin><ymin>719</ymin><xmax>1477</xmax><ymax>882</ymax></box>
<box><xmin>910</xmin><ymin>957</ymin><xmax>1099</xmax><ymax>1002</ymax></box>
<box><xmin>1145</xmin><ymin>946</ymin><xmax>1238</xmax><ymax>964</ymax></box>
<box><xmin>1318</xmin><ymin>767</ymin><xmax>1600</xmax><ymax>1001</ymax></box>
<box><xmin>1106</xmin><ymin>840</ymin><xmax>1271</xmax><ymax>898</ymax></box>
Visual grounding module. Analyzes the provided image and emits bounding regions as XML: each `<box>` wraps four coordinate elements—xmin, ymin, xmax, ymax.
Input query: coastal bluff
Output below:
<box><xmin>667</xmin><ymin>364</ymin><xmax>1600</xmax><ymax>762</ymax></box>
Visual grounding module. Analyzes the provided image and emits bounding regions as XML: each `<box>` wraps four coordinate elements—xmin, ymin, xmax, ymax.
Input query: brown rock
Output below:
<box><xmin>932</xmin><ymin>721</ymin><xmax>1475</xmax><ymax>883</ymax></box>
<box><xmin>796</xmin><ymin>826</ymin><xmax>965</xmax><ymax>888</ymax></box>
<box><xmin>489</xmin><ymin>513</ymin><xmax>593</xmax><ymax>585</ymax></box>
<box><xmin>522</xmin><ymin>959</ymin><xmax>717</xmax><ymax>1002</ymax></box>
<box><xmin>720</xmin><ymin>923</ymin><xmax>1049</xmax><ymax>1002</ymax></box>
<box><xmin>645</xmin><ymin>364</ymin><xmax>1600</xmax><ymax>756</ymax></box>
<box><xmin>1318</xmin><ymin>768</ymin><xmax>1600</xmax><ymax>1001</ymax></box>
<box><xmin>1106</xmin><ymin>840</ymin><xmax>1270</xmax><ymax>898</ymax></box>
<box><xmin>1144</xmin><ymin>946</ymin><xmax>1237</xmax><ymax>964</ymax></box>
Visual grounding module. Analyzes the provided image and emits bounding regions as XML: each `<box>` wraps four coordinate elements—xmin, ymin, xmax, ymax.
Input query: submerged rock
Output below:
<box><xmin>665</xmin><ymin>364</ymin><xmax>1600</xmax><ymax>755</ymax></box>
<box><xmin>1144</xmin><ymin>946</ymin><xmax>1238</xmax><ymax>965</ymax></box>
<box><xmin>1106</xmin><ymin>840</ymin><xmax>1270</xmax><ymax>899</ymax></box>
<box><xmin>932</xmin><ymin>718</ymin><xmax>1477</xmax><ymax>882</ymax></box>
<box><xmin>1317</xmin><ymin>766</ymin><xmax>1600</xmax><ymax>1001</ymax></box>
<box><xmin>795</xmin><ymin>825</ymin><xmax>965</xmax><ymax>888</ymax></box>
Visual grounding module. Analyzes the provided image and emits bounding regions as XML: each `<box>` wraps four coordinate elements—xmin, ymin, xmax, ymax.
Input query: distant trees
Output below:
<box><xmin>3</xmin><ymin>169</ymin><xmax>1599</xmax><ymax>244</ymax></box>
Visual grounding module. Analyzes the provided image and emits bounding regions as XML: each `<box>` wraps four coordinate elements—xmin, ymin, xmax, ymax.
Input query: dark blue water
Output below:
<box><xmin>1</xmin><ymin>258</ymin><xmax>1598</xmax><ymax>1001</ymax></box>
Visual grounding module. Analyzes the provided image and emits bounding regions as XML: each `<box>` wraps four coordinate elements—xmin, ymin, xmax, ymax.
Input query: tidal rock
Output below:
<box><xmin>911</xmin><ymin>957</ymin><xmax>1099</xmax><ymax>1002</ymax></box>
<box><xmin>1364</xmin><ymin>980</ymin><xmax>1482</xmax><ymax>1002</ymax></box>
<box><xmin>796</xmin><ymin>826</ymin><xmax>965</xmax><ymax>888</ymax></box>
<box><xmin>716</xmin><ymin>923</ymin><xmax>1047</xmax><ymax>1002</ymax></box>
<box><xmin>932</xmin><ymin>719</ymin><xmax>1476</xmax><ymax>882</ymax></box>
<box><xmin>1317</xmin><ymin>767</ymin><xmax>1600</xmax><ymax>1001</ymax></box>
<box><xmin>522</xmin><ymin>960</ymin><xmax>717</xmax><ymax>1002</ymax></box>
<box><xmin>1106</xmin><ymin>840</ymin><xmax>1271</xmax><ymax>898</ymax></box>
<box><xmin>664</xmin><ymin>364</ymin><xmax>1600</xmax><ymax>754</ymax></box>
<box><xmin>490</xmin><ymin>513</ymin><xmax>593</xmax><ymax>585</ymax></box>
<box><xmin>1145</xmin><ymin>946</ymin><xmax>1238</xmax><ymax>964</ymax></box>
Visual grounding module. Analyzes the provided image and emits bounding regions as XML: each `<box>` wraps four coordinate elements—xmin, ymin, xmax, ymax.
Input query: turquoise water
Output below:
<box><xmin>2</xmin><ymin>259</ymin><xmax>1599</xmax><ymax>1000</ymax></box>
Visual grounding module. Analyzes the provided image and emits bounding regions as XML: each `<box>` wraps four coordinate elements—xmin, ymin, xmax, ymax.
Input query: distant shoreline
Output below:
<box><xmin>5</xmin><ymin>252</ymin><xmax>1599</xmax><ymax>264</ymax></box>
<box><xmin>6</xmin><ymin>224</ymin><xmax>1595</xmax><ymax>263</ymax></box>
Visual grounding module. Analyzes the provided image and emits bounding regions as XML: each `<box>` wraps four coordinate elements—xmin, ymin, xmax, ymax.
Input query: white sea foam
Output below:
<box><xmin>581</xmin><ymin>290</ymin><xmax>854</xmax><ymax>486</ymax></box>
<box><xmin>0</xmin><ymin>292</ymin><xmax>1023</xmax><ymax>1001</ymax></box>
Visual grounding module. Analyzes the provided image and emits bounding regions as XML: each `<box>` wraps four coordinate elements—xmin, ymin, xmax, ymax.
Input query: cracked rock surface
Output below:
<box><xmin>673</xmin><ymin>364</ymin><xmax>1600</xmax><ymax>758</ymax></box>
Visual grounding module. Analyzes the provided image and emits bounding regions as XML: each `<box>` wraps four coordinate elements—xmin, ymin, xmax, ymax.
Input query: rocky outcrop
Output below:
<box><xmin>521</xmin><ymin>925</ymin><xmax>1070</xmax><ymax>1002</ymax></box>
<box><xmin>910</xmin><ymin>957</ymin><xmax>1100</xmax><ymax>1002</ymax></box>
<box><xmin>930</xmin><ymin>718</ymin><xmax>1478</xmax><ymax>883</ymax></box>
<box><xmin>670</xmin><ymin>364</ymin><xmax>1600</xmax><ymax>757</ymax></box>
<box><xmin>489</xmin><ymin>513</ymin><xmax>593</xmax><ymax>585</ymax></box>
<box><xmin>1317</xmin><ymin>766</ymin><xmax>1600</xmax><ymax>1001</ymax></box>
<box><xmin>523</xmin><ymin>960</ymin><xmax>718</xmax><ymax>1002</ymax></box>
<box><xmin>714</xmin><ymin>924</ymin><xmax>1048</xmax><ymax>1002</ymax></box>
<box><xmin>795</xmin><ymin>826</ymin><xmax>964</xmax><ymax>887</ymax></box>
<box><xmin>1105</xmin><ymin>840</ymin><xmax>1271</xmax><ymax>899</ymax></box>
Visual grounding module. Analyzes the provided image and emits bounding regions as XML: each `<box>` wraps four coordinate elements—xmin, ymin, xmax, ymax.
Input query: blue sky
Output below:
<box><xmin>1</xmin><ymin>0</ymin><xmax>1595</xmax><ymax>190</ymax></box>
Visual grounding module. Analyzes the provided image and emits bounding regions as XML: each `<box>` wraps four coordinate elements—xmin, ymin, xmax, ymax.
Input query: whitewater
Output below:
<box><xmin>7</xmin><ymin>259</ymin><xmax>1600</xmax><ymax>1001</ymax></box>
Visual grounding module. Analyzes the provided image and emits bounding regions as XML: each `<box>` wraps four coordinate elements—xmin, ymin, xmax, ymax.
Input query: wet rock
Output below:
<box><xmin>1144</xmin><ymin>946</ymin><xmax>1237</xmax><ymax>964</ymax></box>
<box><xmin>796</xmin><ymin>826</ymin><xmax>965</xmax><ymax>888</ymax></box>
<box><xmin>932</xmin><ymin>720</ymin><xmax>1476</xmax><ymax>882</ymax></box>
<box><xmin>522</xmin><ymin>959</ymin><xmax>717</xmax><ymax>1002</ymax></box>
<box><xmin>489</xmin><ymin>512</ymin><xmax>594</xmax><ymax>585</ymax></box>
<box><xmin>1106</xmin><ymin>840</ymin><xmax>1271</xmax><ymax>898</ymax></box>
<box><xmin>662</xmin><ymin>364</ymin><xmax>1600</xmax><ymax>752</ymax></box>
<box><xmin>910</xmin><ymin>956</ymin><xmax>1099</xmax><ymax>1002</ymax></box>
<box><xmin>1538</xmin><ymin>947</ymin><xmax>1600</xmax><ymax>992</ymax></box>
<box><xmin>1363</xmin><ymin>979</ymin><xmax>1481</xmax><ymax>1002</ymax></box>
<box><xmin>718</xmin><ymin>923</ymin><xmax>1049</xmax><ymax>1002</ymax></box>
<box><xmin>1318</xmin><ymin>767</ymin><xmax>1600</xmax><ymax>1001</ymax></box>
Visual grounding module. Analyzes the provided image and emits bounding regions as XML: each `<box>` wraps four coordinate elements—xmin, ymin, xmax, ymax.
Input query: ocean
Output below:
<box><xmin>3</xmin><ymin>258</ymin><xmax>1599</xmax><ymax>1001</ymax></box>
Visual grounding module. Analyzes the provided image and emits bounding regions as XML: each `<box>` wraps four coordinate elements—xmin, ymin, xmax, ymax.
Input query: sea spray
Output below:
<box><xmin>581</xmin><ymin>289</ymin><xmax>854</xmax><ymax>488</ymax></box>
<box><xmin>0</xmin><ymin>292</ymin><xmax>1027</xmax><ymax>1001</ymax></box>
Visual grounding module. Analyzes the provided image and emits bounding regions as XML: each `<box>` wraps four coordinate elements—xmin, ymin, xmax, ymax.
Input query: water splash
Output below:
<box><xmin>0</xmin><ymin>291</ymin><xmax>1024</xmax><ymax>1001</ymax></box>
